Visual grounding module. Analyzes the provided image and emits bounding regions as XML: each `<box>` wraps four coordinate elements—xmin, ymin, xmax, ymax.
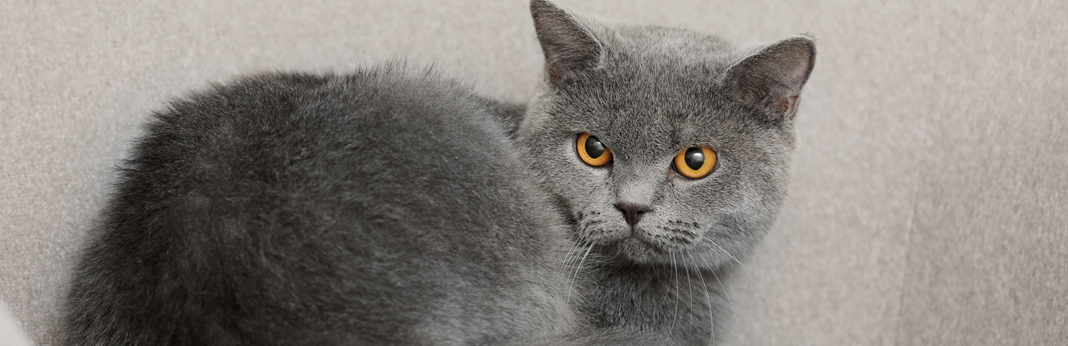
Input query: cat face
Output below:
<box><xmin>520</xmin><ymin>0</ymin><xmax>814</xmax><ymax>269</ymax></box>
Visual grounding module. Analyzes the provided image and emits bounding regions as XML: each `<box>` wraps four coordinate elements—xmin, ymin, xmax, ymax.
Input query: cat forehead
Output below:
<box><xmin>597</xmin><ymin>24</ymin><xmax>739</xmax><ymax>72</ymax></box>
<box><xmin>555</xmin><ymin>25</ymin><xmax>744</xmax><ymax>110</ymax></box>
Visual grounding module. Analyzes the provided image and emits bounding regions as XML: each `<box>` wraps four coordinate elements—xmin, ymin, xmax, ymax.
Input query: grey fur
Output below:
<box><xmin>523</xmin><ymin>0</ymin><xmax>814</xmax><ymax>344</ymax></box>
<box><xmin>62</xmin><ymin>1</ymin><xmax>814</xmax><ymax>345</ymax></box>
<box><xmin>63</xmin><ymin>66</ymin><xmax>577</xmax><ymax>345</ymax></box>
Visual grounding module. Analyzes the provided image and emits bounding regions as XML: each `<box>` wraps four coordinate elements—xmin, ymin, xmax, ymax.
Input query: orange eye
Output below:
<box><xmin>673</xmin><ymin>146</ymin><xmax>716</xmax><ymax>179</ymax></box>
<box><xmin>576</xmin><ymin>133</ymin><xmax>613</xmax><ymax>167</ymax></box>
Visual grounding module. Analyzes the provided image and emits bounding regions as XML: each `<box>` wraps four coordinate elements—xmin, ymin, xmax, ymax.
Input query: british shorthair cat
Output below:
<box><xmin>63</xmin><ymin>1</ymin><xmax>813</xmax><ymax>345</ymax></box>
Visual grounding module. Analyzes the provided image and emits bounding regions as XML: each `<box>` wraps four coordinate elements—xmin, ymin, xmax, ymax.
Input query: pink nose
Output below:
<box><xmin>614</xmin><ymin>203</ymin><xmax>649</xmax><ymax>226</ymax></box>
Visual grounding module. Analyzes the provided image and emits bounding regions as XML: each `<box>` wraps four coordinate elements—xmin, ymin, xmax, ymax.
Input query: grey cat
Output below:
<box><xmin>63</xmin><ymin>1</ymin><xmax>814</xmax><ymax>345</ymax></box>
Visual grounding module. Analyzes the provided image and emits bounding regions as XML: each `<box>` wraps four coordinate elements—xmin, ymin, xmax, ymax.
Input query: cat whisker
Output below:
<box><xmin>561</xmin><ymin>244</ymin><xmax>575</xmax><ymax>270</ymax></box>
<box><xmin>692</xmin><ymin>248</ymin><xmax>738</xmax><ymax>343</ymax></box>
<box><xmin>686</xmin><ymin>254</ymin><xmax>715</xmax><ymax>346</ymax></box>
<box><xmin>685</xmin><ymin>253</ymin><xmax>694</xmax><ymax>329</ymax></box>
<box><xmin>563</xmin><ymin>229</ymin><xmax>595</xmax><ymax>272</ymax></box>
<box><xmin>670</xmin><ymin>250</ymin><xmax>679</xmax><ymax>331</ymax></box>
<box><xmin>705</xmin><ymin>240</ymin><xmax>811</xmax><ymax>346</ymax></box>
<box><xmin>561</xmin><ymin>239</ymin><xmax>581</xmax><ymax>272</ymax></box>
<box><xmin>709</xmin><ymin>261</ymin><xmax>738</xmax><ymax>341</ymax></box>
<box><xmin>702</xmin><ymin>241</ymin><xmax>770</xmax><ymax>316</ymax></box>
<box><xmin>566</xmin><ymin>244</ymin><xmax>594</xmax><ymax>305</ymax></box>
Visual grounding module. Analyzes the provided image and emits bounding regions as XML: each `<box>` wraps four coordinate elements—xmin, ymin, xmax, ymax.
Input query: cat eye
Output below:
<box><xmin>576</xmin><ymin>133</ymin><xmax>613</xmax><ymax>167</ymax></box>
<box><xmin>673</xmin><ymin>146</ymin><xmax>716</xmax><ymax>179</ymax></box>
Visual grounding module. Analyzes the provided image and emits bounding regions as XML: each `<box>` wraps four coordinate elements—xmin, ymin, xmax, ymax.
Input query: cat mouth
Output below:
<box><xmin>603</xmin><ymin>230</ymin><xmax>668</xmax><ymax>263</ymax></box>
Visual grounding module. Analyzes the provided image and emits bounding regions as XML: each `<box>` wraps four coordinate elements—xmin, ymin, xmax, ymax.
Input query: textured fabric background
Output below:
<box><xmin>2</xmin><ymin>1</ymin><xmax>1065</xmax><ymax>345</ymax></box>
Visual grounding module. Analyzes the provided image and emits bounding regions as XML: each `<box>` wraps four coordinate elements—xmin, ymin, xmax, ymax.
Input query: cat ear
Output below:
<box><xmin>723</xmin><ymin>36</ymin><xmax>816</xmax><ymax>121</ymax></box>
<box><xmin>530</xmin><ymin>0</ymin><xmax>603</xmax><ymax>82</ymax></box>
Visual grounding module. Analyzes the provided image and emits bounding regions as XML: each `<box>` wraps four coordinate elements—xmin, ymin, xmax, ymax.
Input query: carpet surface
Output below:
<box><xmin>2</xmin><ymin>1</ymin><xmax>1066</xmax><ymax>345</ymax></box>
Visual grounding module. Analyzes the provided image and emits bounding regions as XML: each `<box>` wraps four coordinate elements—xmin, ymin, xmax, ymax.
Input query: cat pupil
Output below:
<box><xmin>684</xmin><ymin>147</ymin><xmax>704</xmax><ymax>170</ymax></box>
<box><xmin>585</xmin><ymin>136</ymin><xmax>606</xmax><ymax>159</ymax></box>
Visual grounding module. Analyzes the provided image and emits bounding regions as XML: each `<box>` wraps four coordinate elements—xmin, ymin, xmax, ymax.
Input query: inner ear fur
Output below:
<box><xmin>724</xmin><ymin>36</ymin><xmax>816</xmax><ymax>121</ymax></box>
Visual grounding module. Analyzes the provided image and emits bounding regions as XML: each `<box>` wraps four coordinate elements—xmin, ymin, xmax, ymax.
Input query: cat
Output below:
<box><xmin>62</xmin><ymin>0</ymin><xmax>814</xmax><ymax>345</ymax></box>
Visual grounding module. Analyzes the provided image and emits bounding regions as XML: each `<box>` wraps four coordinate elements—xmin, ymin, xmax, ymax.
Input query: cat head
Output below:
<box><xmin>519</xmin><ymin>0</ymin><xmax>815</xmax><ymax>269</ymax></box>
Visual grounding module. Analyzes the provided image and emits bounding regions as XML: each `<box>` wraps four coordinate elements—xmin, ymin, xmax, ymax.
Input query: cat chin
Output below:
<box><xmin>600</xmin><ymin>235</ymin><xmax>674</xmax><ymax>265</ymax></box>
<box><xmin>598</xmin><ymin>236</ymin><xmax>725</xmax><ymax>270</ymax></box>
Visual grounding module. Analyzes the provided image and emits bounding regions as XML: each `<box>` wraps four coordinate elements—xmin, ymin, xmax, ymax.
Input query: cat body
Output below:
<box><xmin>64</xmin><ymin>1</ymin><xmax>815</xmax><ymax>345</ymax></box>
<box><xmin>64</xmin><ymin>68</ymin><xmax>577</xmax><ymax>345</ymax></box>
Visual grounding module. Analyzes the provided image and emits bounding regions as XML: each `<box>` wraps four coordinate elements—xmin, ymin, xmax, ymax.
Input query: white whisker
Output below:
<box><xmin>566</xmin><ymin>244</ymin><xmax>594</xmax><ymax>305</ymax></box>
<box><xmin>685</xmin><ymin>255</ymin><xmax>694</xmax><ymax>329</ymax></box>
<box><xmin>671</xmin><ymin>251</ymin><xmax>679</xmax><ymax>330</ymax></box>
<box><xmin>693</xmin><ymin>249</ymin><xmax>739</xmax><ymax>342</ymax></box>
<box><xmin>705</xmin><ymin>239</ymin><xmax>810</xmax><ymax>346</ymax></box>
<box><xmin>702</xmin><ymin>241</ymin><xmax>770</xmax><ymax>316</ymax></box>
<box><xmin>561</xmin><ymin>240</ymin><xmax>581</xmax><ymax>272</ymax></box>
<box><xmin>686</xmin><ymin>254</ymin><xmax>715</xmax><ymax>346</ymax></box>
<box><xmin>709</xmin><ymin>261</ymin><xmax>738</xmax><ymax>339</ymax></box>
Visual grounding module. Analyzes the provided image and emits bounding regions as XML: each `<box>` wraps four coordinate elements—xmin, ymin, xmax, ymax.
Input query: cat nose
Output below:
<box><xmin>614</xmin><ymin>203</ymin><xmax>649</xmax><ymax>226</ymax></box>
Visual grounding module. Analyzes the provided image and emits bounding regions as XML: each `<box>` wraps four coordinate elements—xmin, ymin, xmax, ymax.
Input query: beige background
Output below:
<box><xmin>2</xmin><ymin>0</ymin><xmax>1066</xmax><ymax>345</ymax></box>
